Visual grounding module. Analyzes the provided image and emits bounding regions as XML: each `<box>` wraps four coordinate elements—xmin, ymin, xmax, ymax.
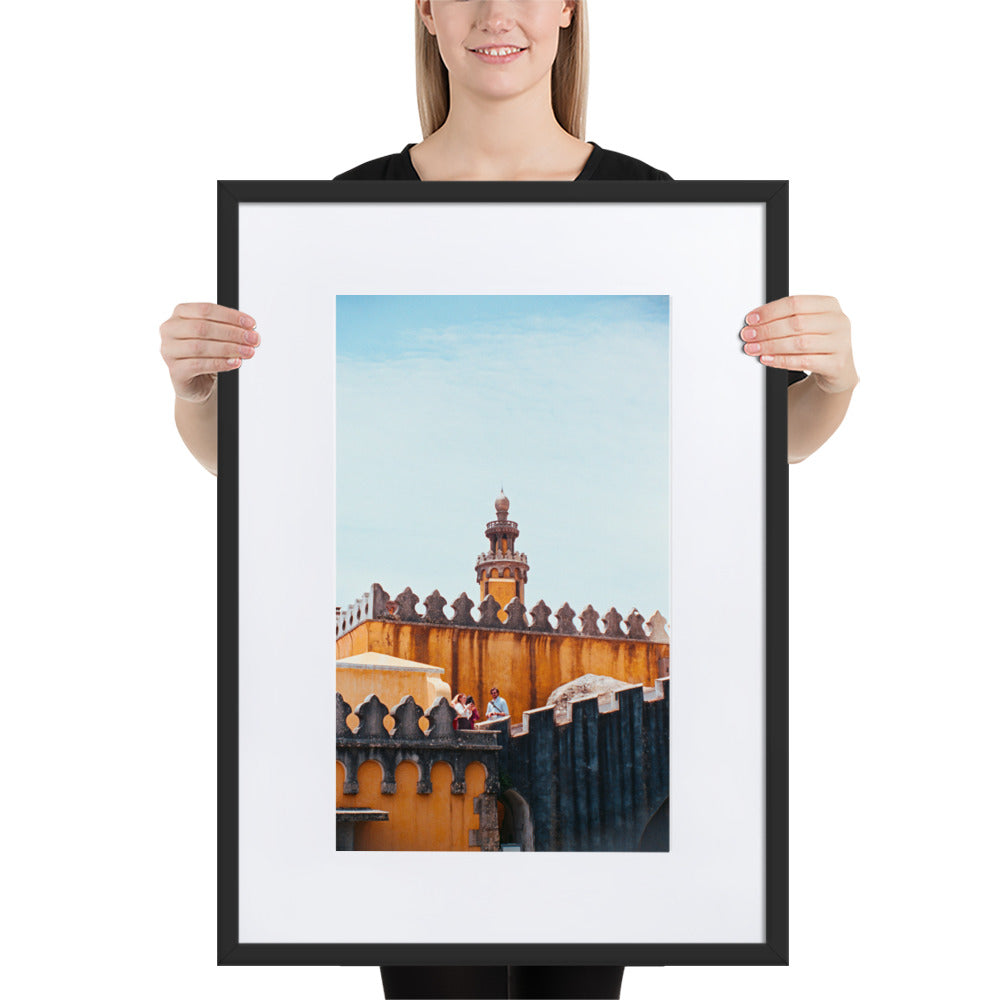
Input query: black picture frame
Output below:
<box><xmin>217</xmin><ymin>180</ymin><xmax>789</xmax><ymax>968</ymax></box>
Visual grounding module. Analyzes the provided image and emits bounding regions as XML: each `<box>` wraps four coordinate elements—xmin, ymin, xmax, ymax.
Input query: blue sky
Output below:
<box><xmin>336</xmin><ymin>295</ymin><xmax>669</xmax><ymax>623</ymax></box>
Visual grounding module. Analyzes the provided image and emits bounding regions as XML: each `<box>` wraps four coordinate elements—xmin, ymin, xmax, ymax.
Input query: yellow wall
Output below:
<box><xmin>337</xmin><ymin>663</ymin><xmax>451</xmax><ymax>727</ymax></box>
<box><xmin>337</xmin><ymin>620</ymin><xmax>669</xmax><ymax>725</ymax></box>
<box><xmin>336</xmin><ymin>759</ymin><xmax>487</xmax><ymax>851</ymax></box>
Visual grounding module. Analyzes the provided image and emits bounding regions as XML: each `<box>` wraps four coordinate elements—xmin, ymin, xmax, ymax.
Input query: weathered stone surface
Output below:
<box><xmin>545</xmin><ymin>673</ymin><xmax>634</xmax><ymax>723</ymax></box>
<box><xmin>602</xmin><ymin>606</ymin><xmax>625</xmax><ymax>637</ymax></box>
<box><xmin>390</xmin><ymin>695</ymin><xmax>424</xmax><ymax>739</ymax></box>
<box><xmin>529</xmin><ymin>600</ymin><xmax>553</xmax><ymax>633</ymax></box>
<box><xmin>470</xmin><ymin>794</ymin><xmax>500</xmax><ymax>851</ymax></box>
<box><xmin>625</xmin><ymin>609</ymin><xmax>647</xmax><ymax>640</ymax></box>
<box><xmin>424</xmin><ymin>696</ymin><xmax>458</xmax><ymax>738</ymax></box>
<box><xmin>478</xmin><ymin>593</ymin><xmax>503</xmax><ymax>629</ymax></box>
<box><xmin>423</xmin><ymin>589</ymin><xmax>449</xmax><ymax>624</ymax></box>
<box><xmin>395</xmin><ymin>587</ymin><xmax>421</xmax><ymax>622</ymax></box>
<box><xmin>355</xmin><ymin>694</ymin><xmax>390</xmax><ymax>738</ymax></box>
<box><xmin>371</xmin><ymin>582</ymin><xmax>391</xmax><ymax>618</ymax></box>
<box><xmin>380</xmin><ymin>765</ymin><xmax>396</xmax><ymax>795</ymax></box>
<box><xmin>493</xmin><ymin>677</ymin><xmax>670</xmax><ymax>851</ymax></box>
<box><xmin>503</xmin><ymin>597</ymin><xmax>528</xmax><ymax>631</ymax></box>
<box><xmin>555</xmin><ymin>603</ymin><xmax>578</xmax><ymax>635</ymax></box>
<box><xmin>647</xmin><ymin>610</ymin><xmax>669</xmax><ymax>642</ymax></box>
<box><xmin>335</xmin><ymin>692</ymin><xmax>353</xmax><ymax>737</ymax></box>
<box><xmin>451</xmin><ymin>592</ymin><xmax>475</xmax><ymax>627</ymax></box>
<box><xmin>579</xmin><ymin>604</ymin><xmax>601</xmax><ymax>637</ymax></box>
<box><xmin>341</xmin><ymin>768</ymin><xmax>359</xmax><ymax>796</ymax></box>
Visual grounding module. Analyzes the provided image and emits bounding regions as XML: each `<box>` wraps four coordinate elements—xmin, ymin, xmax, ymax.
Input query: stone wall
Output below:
<box><xmin>335</xmin><ymin>681</ymin><xmax>670</xmax><ymax>853</ymax></box>
<box><xmin>336</xmin><ymin>693</ymin><xmax>500</xmax><ymax>851</ymax></box>
<box><xmin>481</xmin><ymin>678</ymin><xmax>670</xmax><ymax>852</ymax></box>
<box><xmin>338</xmin><ymin>583</ymin><xmax>669</xmax><ymax>642</ymax></box>
<box><xmin>337</xmin><ymin>583</ymin><xmax>670</xmax><ymax>725</ymax></box>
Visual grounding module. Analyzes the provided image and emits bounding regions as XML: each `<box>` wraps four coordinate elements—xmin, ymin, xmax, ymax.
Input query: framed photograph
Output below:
<box><xmin>218</xmin><ymin>180</ymin><xmax>789</xmax><ymax>966</ymax></box>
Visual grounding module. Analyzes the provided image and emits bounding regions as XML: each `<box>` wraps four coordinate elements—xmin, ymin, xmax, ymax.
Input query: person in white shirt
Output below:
<box><xmin>486</xmin><ymin>687</ymin><xmax>509</xmax><ymax>719</ymax></box>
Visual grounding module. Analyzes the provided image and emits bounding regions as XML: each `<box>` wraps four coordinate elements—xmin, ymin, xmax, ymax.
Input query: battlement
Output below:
<box><xmin>336</xmin><ymin>682</ymin><xmax>669</xmax><ymax>853</ymax></box>
<box><xmin>337</xmin><ymin>582</ymin><xmax>669</xmax><ymax>643</ymax></box>
<box><xmin>479</xmin><ymin>677</ymin><xmax>670</xmax><ymax>852</ymax></box>
<box><xmin>336</xmin><ymin>692</ymin><xmax>502</xmax><ymax>851</ymax></box>
<box><xmin>336</xmin><ymin>692</ymin><xmax>501</xmax><ymax>797</ymax></box>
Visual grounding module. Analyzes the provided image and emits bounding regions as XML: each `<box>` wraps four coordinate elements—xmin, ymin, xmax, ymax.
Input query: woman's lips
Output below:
<box><xmin>469</xmin><ymin>46</ymin><xmax>527</xmax><ymax>65</ymax></box>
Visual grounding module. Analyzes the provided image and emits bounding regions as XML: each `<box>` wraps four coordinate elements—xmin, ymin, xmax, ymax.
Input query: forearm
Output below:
<box><xmin>787</xmin><ymin>374</ymin><xmax>856</xmax><ymax>464</ymax></box>
<box><xmin>174</xmin><ymin>384</ymin><xmax>219</xmax><ymax>475</ymax></box>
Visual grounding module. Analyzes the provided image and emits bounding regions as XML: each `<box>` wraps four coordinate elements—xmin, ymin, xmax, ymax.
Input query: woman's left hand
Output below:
<box><xmin>741</xmin><ymin>295</ymin><xmax>858</xmax><ymax>394</ymax></box>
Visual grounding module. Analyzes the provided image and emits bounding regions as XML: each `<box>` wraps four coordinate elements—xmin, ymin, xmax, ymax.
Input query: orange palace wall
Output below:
<box><xmin>336</xmin><ymin>759</ymin><xmax>487</xmax><ymax>852</ymax></box>
<box><xmin>336</xmin><ymin>620</ymin><xmax>669</xmax><ymax>724</ymax></box>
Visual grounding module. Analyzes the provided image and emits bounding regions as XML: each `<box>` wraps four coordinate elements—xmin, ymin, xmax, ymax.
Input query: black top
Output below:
<box><xmin>334</xmin><ymin>141</ymin><xmax>672</xmax><ymax>182</ymax></box>
<box><xmin>334</xmin><ymin>143</ymin><xmax>804</xmax><ymax>385</ymax></box>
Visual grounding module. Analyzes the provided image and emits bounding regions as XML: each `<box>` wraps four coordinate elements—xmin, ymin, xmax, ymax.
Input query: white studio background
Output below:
<box><xmin>1</xmin><ymin>2</ymin><xmax>995</xmax><ymax>999</ymax></box>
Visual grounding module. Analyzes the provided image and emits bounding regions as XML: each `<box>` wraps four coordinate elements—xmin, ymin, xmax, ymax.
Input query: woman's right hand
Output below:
<box><xmin>159</xmin><ymin>303</ymin><xmax>259</xmax><ymax>403</ymax></box>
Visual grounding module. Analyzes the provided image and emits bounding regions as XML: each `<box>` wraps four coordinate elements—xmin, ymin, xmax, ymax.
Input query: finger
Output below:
<box><xmin>759</xmin><ymin>353</ymin><xmax>818</xmax><ymax>371</ymax></box>
<box><xmin>745</xmin><ymin>295</ymin><xmax>841</xmax><ymax>326</ymax></box>
<box><xmin>171</xmin><ymin>302</ymin><xmax>256</xmax><ymax>329</ymax></box>
<box><xmin>161</xmin><ymin>315</ymin><xmax>261</xmax><ymax>347</ymax></box>
<box><xmin>743</xmin><ymin>334</ymin><xmax>832</xmax><ymax>358</ymax></box>
<box><xmin>742</xmin><ymin>311</ymin><xmax>847</xmax><ymax>344</ymax></box>
<box><xmin>161</xmin><ymin>336</ymin><xmax>256</xmax><ymax>362</ymax></box>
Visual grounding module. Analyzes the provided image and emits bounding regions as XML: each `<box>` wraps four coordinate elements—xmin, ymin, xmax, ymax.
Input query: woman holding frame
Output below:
<box><xmin>160</xmin><ymin>3</ymin><xmax>858</xmax><ymax>996</ymax></box>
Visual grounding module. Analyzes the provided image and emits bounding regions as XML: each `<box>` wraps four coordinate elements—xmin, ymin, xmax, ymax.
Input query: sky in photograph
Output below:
<box><xmin>336</xmin><ymin>295</ymin><xmax>669</xmax><ymax>624</ymax></box>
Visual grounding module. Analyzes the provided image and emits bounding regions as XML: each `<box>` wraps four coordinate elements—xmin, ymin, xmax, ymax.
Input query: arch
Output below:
<box><xmin>394</xmin><ymin>759</ymin><xmax>420</xmax><ymax>793</ymax></box>
<box><xmin>430</xmin><ymin>759</ymin><xmax>455</xmax><ymax>790</ymax></box>
<box><xmin>355</xmin><ymin>758</ymin><xmax>388</xmax><ymax>799</ymax></box>
<box><xmin>503</xmin><ymin>568</ymin><xmax>511</xmax><ymax>578</ymax></box>
<box><xmin>490</xmin><ymin>568</ymin><xmax>499</xmax><ymax>579</ymax></box>
<box><xmin>499</xmin><ymin>788</ymin><xmax>534</xmax><ymax>851</ymax></box>
<box><xmin>462</xmin><ymin>760</ymin><xmax>487</xmax><ymax>796</ymax></box>
<box><xmin>637</xmin><ymin>795</ymin><xmax>669</xmax><ymax>852</ymax></box>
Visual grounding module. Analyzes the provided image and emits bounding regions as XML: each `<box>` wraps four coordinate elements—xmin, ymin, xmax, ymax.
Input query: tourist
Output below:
<box><xmin>450</xmin><ymin>692</ymin><xmax>472</xmax><ymax>731</ymax></box>
<box><xmin>466</xmin><ymin>697</ymin><xmax>481</xmax><ymax>727</ymax></box>
<box><xmin>487</xmin><ymin>687</ymin><xmax>510</xmax><ymax>720</ymax></box>
<box><xmin>159</xmin><ymin>3</ymin><xmax>858</xmax><ymax>997</ymax></box>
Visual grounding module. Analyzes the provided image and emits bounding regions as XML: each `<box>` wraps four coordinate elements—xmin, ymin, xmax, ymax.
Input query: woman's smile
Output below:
<box><xmin>468</xmin><ymin>44</ymin><xmax>528</xmax><ymax>64</ymax></box>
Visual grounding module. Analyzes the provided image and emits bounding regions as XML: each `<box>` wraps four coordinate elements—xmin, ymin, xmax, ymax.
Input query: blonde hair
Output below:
<box><xmin>415</xmin><ymin>1</ymin><xmax>590</xmax><ymax>139</ymax></box>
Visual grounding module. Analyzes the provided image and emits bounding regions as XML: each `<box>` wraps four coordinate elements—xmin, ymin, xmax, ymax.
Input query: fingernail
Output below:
<box><xmin>239</xmin><ymin>344</ymin><xmax>255</xmax><ymax>358</ymax></box>
<box><xmin>239</xmin><ymin>315</ymin><xmax>255</xmax><ymax>328</ymax></box>
<box><xmin>228</xmin><ymin>358</ymin><xmax>241</xmax><ymax>366</ymax></box>
<box><xmin>760</xmin><ymin>355</ymin><xmax>774</xmax><ymax>364</ymax></box>
<box><xmin>746</xmin><ymin>312</ymin><xmax>760</xmax><ymax>324</ymax></box>
<box><xmin>743</xmin><ymin>327</ymin><xmax>757</xmax><ymax>341</ymax></box>
<box><xmin>244</xmin><ymin>330</ymin><xmax>260</xmax><ymax>346</ymax></box>
<box><xmin>744</xmin><ymin>342</ymin><xmax>761</xmax><ymax>355</ymax></box>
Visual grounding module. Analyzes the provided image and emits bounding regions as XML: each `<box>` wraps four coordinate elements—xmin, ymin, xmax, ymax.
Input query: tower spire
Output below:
<box><xmin>475</xmin><ymin>492</ymin><xmax>529</xmax><ymax>614</ymax></box>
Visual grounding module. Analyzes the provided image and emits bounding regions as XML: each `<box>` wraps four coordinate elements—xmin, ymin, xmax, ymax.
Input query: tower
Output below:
<box><xmin>475</xmin><ymin>491</ymin><xmax>529</xmax><ymax>613</ymax></box>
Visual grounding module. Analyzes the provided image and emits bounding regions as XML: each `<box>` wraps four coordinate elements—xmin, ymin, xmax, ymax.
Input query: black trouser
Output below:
<box><xmin>381</xmin><ymin>965</ymin><xmax>625</xmax><ymax>999</ymax></box>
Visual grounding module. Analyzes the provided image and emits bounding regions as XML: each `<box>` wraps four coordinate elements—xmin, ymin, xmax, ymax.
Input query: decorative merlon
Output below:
<box><xmin>336</xmin><ymin>583</ymin><xmax>670</xmax><ymax>643</ymax></box>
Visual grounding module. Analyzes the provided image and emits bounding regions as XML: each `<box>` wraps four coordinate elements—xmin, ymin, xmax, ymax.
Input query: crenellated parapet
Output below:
<box><xmin>337</xmin><ymin>692</ymin><xmax>501</xmax><ymax>794</ymax></box>
<box><xmin>336</xmin><ymin>682</ymin><xmax>669</xmax><ymax>853</ymax></box>
<box><xmin>479</xmin><ymin>678</ymin><xmax>670</xmax><ymax>852</ymax></box>
<box><xmin>337</xmin><ymin>692</ymin><xmax>502</xmax><ymax>850</ymax></box>
<box><xmin>336</xmin><ymin>582</ymin><xmax>669</xmax><ymax>644</ymax></box>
